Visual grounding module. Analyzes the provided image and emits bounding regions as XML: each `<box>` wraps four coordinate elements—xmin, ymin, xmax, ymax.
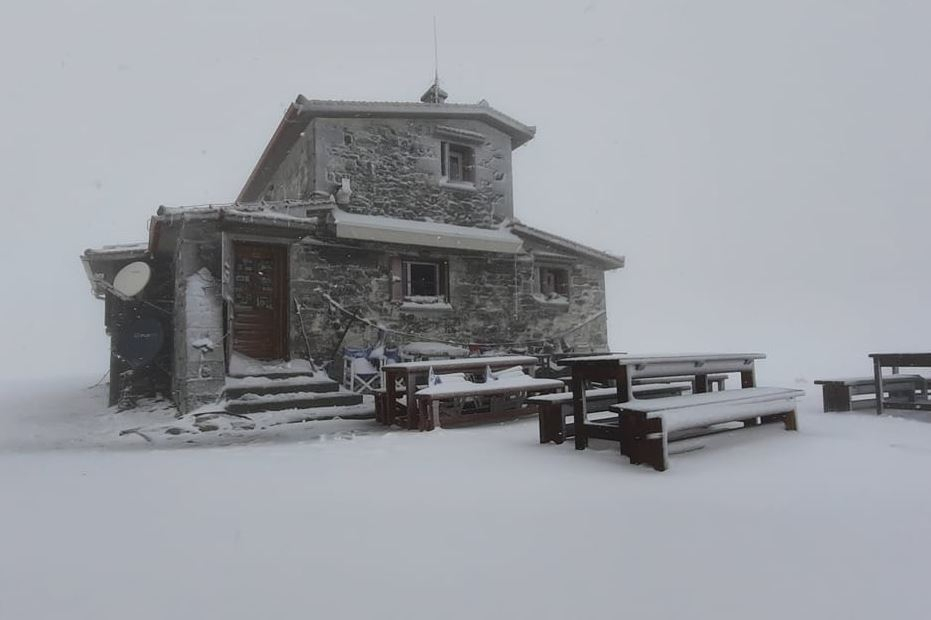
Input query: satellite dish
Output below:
<box><xmin>117</xmin><ymin>317</ymin><xmax>164</xmax><ymax>369</ymax></box>
<box><xmin>113</xmin><ymin>261</ymin><xmax>151</xmax><ymax>297</ymax></box>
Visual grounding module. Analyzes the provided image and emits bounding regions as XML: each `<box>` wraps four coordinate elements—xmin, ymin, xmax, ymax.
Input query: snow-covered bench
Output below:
<box><xmin>814</xmin><ymin>375</ymin><xmax>926</xmax><ymax>412</ymax></box>
<box><xmin>633</xmin><ymin>374</ymin><xmax>728</xmax><ymax>392</ymax></box>
<box><xmin>414</xmin><ymin>369</ymin><xmax>565</xmax><ymax>431</ymax></box>
<box><xmin>610</xmin><ymin>387</ymin><xmax>805</xmax><ymax>471</ymax></box>
<box><xmin>529</xmin><ymin>385</ymin><xmax>687</xmax><ymax>444</ymax></box>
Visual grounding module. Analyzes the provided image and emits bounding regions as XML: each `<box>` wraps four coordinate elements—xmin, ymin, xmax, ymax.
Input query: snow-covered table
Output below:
<box><xmin>379</xmin><ymin>356</ymin><xmax>539</xmax><ymax>429</ymax></box>
<box><xmin>559</xmin><ymin>353</ymin><xmax>765</xmax><ymax>450</ymax></box>
<box><xmin>414</xmin><ymin>376</ymin><xmax>565</xmax><ymax>431</ymax></box>
<box><xmin>869</xmin><ymin>353</ymin><xmax>931</xmax><ymax>415</ymax></box>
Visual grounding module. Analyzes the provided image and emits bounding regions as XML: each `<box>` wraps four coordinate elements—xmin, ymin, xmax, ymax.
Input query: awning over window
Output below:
<box><xmin>332</xmin><ymin>209</ymin><xmax>523</xmax><ymax>254</ymax></box>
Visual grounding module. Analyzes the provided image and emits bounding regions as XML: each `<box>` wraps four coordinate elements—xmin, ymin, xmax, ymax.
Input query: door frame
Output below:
<box><xmin>225</xmin><ymin>234</ymin><xmax>293</xmax><ymax>363</ymax></box>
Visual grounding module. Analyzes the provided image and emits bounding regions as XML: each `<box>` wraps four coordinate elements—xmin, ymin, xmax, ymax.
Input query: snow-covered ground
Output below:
<box><xmin>2</xmin><ymin>375</ymin><xmax>930</xmax><ymax>619</ymax></box>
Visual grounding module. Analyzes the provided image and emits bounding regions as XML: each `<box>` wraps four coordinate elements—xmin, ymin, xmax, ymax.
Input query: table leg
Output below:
<box><xmin>384</xmin><ymin>370</ymin><xmax>397</xmax><ymax>426</ymax></box>
<box><xmin>406</xmin><ymin>372</ymin><xmax>418</xmax><ymax>429</ymax></box>
<box><xmin>572</xmin><ymin>367</ymin><xmax>587</xmax><ymax>451</ymax></box>
<box><xmin>615</xmin><ymin>365</ymin><xmax>631</xmax><ymax>403</ymax></box>
<box><xmin>874</xmin><ymin>358</ymin><xmax>884</xmax><ymax>416</ymax></box>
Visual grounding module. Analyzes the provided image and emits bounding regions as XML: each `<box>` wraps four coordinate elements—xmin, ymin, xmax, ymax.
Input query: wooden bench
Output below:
<box><xmin>814</xmin><ymin>375</ymin><xmax>926</xmax><ymax>412</ymax></box>
<box><xmin>414</xmin><ymin>376</ymin><xmax>566</xmax><ymax>431</ymax></box>
<box><xmin>530</xmin><ymin>384</ymin><xmax>687</xmax><ymax>444</ymax></box>
<box><xmin>633</xmin><ymin>374</ymin><xmax>728</xmax><ymax>392</ymax></box>
<box><xmin>609</xmin><ymin>387</ymin><xmax>805</xmax><ymax>471</ymax></box>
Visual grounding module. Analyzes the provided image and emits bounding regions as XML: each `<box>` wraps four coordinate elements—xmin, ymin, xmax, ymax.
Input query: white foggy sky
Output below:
<box><xmin>1</xmin><ymin>0</ymin><xmax>930</xmax><ymax>382</ymax></box>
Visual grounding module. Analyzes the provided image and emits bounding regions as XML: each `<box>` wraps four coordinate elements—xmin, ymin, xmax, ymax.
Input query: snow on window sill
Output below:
<box><xmin>400</xmin><ymin>298</ymin><xmax>453</xmax><ymax>311</ymax></box>
<box><xmin>439</xmin><ymin>179</ymin><xmax>477</xmax><ymax>193</ymax></box>
<box><xmin>531</xmin><ymin>293</ymin><xmax>570</xmax><ymax>307</ymax></box>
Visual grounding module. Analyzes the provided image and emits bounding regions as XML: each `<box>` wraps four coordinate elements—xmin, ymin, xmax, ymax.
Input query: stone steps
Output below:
<box><xmin>226</xmin><ymin>390</ymin><xmax>363</xmax><ymax>414</ymax></box>
<box><xmin>222</xmin><ymin>371</ymin><xmax>363</xmax><ymax>415</ymax></box>
<box><xmin>222</xmin><ymin>377</ymin><xmax>340</xmax><ymax>400</ymax></box>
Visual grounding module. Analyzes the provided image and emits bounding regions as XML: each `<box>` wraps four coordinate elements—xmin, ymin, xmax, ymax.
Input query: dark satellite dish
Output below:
<box><xmin>117</xmin><ymin>317</ymin><xmax>164</xmax><ymax>369</ymax></box>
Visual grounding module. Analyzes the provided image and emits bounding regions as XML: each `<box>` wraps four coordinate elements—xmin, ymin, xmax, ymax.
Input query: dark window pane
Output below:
<box><xmin>539</xmin><ymin>267</ymin><xmax>569</xmax><ymax>298</ymax></box>
<box><xmin>444</xmin><ymin>143</ymin><xmax>473</xmax><ymax>183</ymax></box>
<box><xmin>449</xmin><ymin>153</ymin><xmax>462</xmax><ymax>181</ymax></box>
<box><xmin>409</xmin><ymin>263</ymin><xmax>439</xmax><ymax>296</ymax></box>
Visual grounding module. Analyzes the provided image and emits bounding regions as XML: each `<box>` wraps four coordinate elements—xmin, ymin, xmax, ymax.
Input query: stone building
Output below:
<box><xmin>82</xmin><ymin>85</ymin><xmax>625</xmax><ymax>413</ymax></box>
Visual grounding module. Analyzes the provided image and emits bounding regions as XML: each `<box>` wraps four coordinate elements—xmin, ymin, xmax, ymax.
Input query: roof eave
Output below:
<box><xmin>237</xmin><ymin>102</ymin><xmax>305</xmax><ymax>203</ymax></box>
<box><xmin>294</xmin><ymin>96</ymin><xmax>536</xmax><ymax>146</ymax></box>
<box><xmin>510</xmin><ymin>223</ymin><xmax>625</xmax><ymax>270</ymax></box>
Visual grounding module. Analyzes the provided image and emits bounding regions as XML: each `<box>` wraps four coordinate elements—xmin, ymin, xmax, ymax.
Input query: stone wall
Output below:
<box><xmin>162</xmin><ymin>228</ymin><xmax>609</xmax><ymax>411</ymax></box>
<box><xmin>171</xmin><ymin>220</ymin><xmax>225</xmax><ymax>413</ymax></box>
<box><xmin>263</xmin><ymin>123</ymin><xmax>315</xmax><ymax>201</ymax></box>
<box><xmin>263</xmin><ymin>117</ymin><xmax>514</xmax><ymax>227</ymax></box>
<box><xmin>288</xmin><ymin>236</ymin><xmax>609</xmax><ymax>367</ymax></box>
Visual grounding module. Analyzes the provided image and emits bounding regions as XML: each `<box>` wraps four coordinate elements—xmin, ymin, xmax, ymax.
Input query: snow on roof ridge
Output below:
<box><xmin>157</xmin><ymin>197</ymin><xmax>331</xmax><ymax>215</ymax></box>
<box><xmin>293</xmin><ymin>95</ymin><xmax>536</xmax><ymax>137</ymax></box>
<box><xmin>83</xmin><ymin>242</ymin><xmax>149</xmax><ymax>256</ymax></box>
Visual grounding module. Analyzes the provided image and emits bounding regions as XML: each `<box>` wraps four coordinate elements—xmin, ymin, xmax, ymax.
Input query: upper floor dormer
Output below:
<box><xmin>237</xmin><ymin>85</ymin><xmax>536</xmax><ymax>228</ymax></box>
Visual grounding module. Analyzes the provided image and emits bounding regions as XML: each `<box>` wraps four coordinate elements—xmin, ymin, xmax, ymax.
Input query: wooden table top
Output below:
<box><xmin>382</xmin><ymin>355</ymin><xmax>538</xmax><ymax>373</ymax></box>
<box><xmin>869</xmin><ymin>353</ymin><xmax>931</xmax><ymax>365</ymax></box>
<box><xmin>559</xmin><ymin>353</ymin><xmax>766</xmax><ymax>366</ymax></box>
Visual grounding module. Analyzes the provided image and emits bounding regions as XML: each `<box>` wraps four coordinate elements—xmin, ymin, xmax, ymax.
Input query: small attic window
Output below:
<box><xmin>441</xmin><ymin>142</ymin><xmax>474</xmax><ymax>183</ymax></box>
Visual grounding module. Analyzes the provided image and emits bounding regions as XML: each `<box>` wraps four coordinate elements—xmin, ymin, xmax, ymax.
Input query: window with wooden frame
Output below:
<box><xmin>440</xmin><ymin>142</ymin><xmax>475</xmax><ymax>184</ymax></box>
<box><xmin>389</xmin><ymin>257</ymin><xmax>449</xmax><ymax>304</ymax></box>
<box><xmin>536</xmin><ymin>265</ymin><xmax>570</xmax><ymax>302</ymax></box>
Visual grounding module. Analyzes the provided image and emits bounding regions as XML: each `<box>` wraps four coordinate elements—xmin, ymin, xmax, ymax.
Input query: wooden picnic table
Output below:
<box><xmin>869</xmin><ymin>353</ymin><xmax>931</xmax><ymax>415</ymax></box>
<box><xmin>559</xmin><ymin>353</ymin><xmax>765</xmax><ymax>450</ymax></box>
<box><xmin>381</xmin><ymin>355</ymin><xmax>539</xmax><ymax>429</ymax></box>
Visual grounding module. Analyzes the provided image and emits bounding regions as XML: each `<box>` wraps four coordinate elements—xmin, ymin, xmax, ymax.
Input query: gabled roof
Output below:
<box><xmin>237</xmin><ymin>95</ymin><xmax>536</xmax><ymax>203</ymax></box>
<box><xmin>510</xmin><ymin>222</ymin><xmax>625</xmax><ymax>270</ymax></box>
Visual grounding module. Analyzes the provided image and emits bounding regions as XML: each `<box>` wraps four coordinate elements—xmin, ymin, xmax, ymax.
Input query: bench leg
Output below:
<box><xmin>538</xmin><ymin>404</ymin><xmax>564</xmax><ymax>444</ymax></box>
<box><xmin>633</xmin><ymin>434</ymin><xmax>668</xmax><ymax>471</ymax></box>
<box><xmin>621</xmin><ymin>417</ymin><xmax>668</xmax><ymax>471</ymax></box>
<box><xmin>822</xmin><ymin>385</ymin><xmax>852</xmax><ymax>412</ymax></box>
<box><xmin>784</xmin><ymin>409</ymin><xmax>799</xmax><ymax>431</ymax></box>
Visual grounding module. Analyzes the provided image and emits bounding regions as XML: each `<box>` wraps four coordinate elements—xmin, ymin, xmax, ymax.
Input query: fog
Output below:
<box><xmin>2</xmin><ymin>0</ymin><xmax>929</xmax><ymax>384</ymax></box>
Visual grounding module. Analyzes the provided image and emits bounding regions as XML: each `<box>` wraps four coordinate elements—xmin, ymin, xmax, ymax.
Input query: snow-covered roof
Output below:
<box><xmin>238</xmin><ymin>95</ymin><xmax>535</xmax><ymax>203</ymax></box>
<box><xmin>511</xmin><ymin>222</ymin><xmax>625</xmax><ymax>270</ymax></box>
<box><xmin>82</xmin><ymin>242</ymin><xmax>149</xmax><ymax>260</ymax></box>
<box><xmin>332</xmin><ymin>209</ymin><xmax>524</xmax><ymax>254</ymax></box>
<box><xmin>155</xmin><ymin>200</ymin><xmax>329</xmax><ymax>227</ymax></box>
<box><xmin>293</xmin><ymin>97</ymin><xmax>535</xmax><ymax>144</ymax></box>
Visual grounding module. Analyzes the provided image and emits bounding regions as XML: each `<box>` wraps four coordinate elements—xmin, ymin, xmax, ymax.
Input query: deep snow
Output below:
<box><xmin>1</xmin><ymin>375</ymin><xmax>930</xmax><ymax>620</ymax></box>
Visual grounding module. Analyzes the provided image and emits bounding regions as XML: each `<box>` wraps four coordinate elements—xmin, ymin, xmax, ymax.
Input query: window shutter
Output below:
<box><xmin>439</xmin><ymin>260</ymin><xmax>449</xmax><ymax>301</ymax></box>
<box><xmin>390</xmin><ymin>257</ymin><xmax>403</xmax><ymax>300</ymax></box>
<box><xmin>557</xmin><ymin>271</ymin><xmax>569</xmax><ymax>297</ymax></box>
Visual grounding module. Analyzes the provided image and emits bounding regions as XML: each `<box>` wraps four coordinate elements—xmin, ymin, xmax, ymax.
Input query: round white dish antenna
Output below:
<box><xmin>113</xmin><ymin>261</ymin><xmax>151</xmax><ymax>297</ymax></box>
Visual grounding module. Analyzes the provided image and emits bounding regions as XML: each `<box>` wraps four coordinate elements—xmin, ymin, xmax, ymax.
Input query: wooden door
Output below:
<box><xmin>232</xmin><ymin>242</ymin><xmax>288</xmax><ymax>360</ymax></box>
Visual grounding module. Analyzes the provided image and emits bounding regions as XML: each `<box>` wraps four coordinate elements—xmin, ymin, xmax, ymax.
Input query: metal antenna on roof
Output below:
<box><xmin>432</xmin><ymin>16</ymin><xmax>440</xmax><ymax>102</ymax></box>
